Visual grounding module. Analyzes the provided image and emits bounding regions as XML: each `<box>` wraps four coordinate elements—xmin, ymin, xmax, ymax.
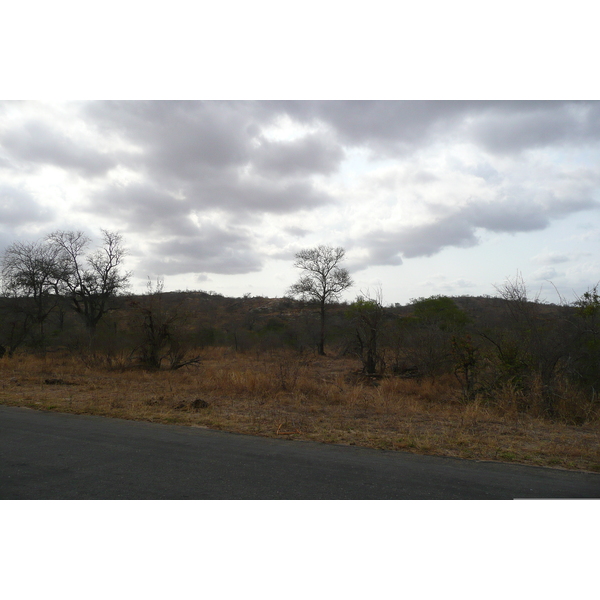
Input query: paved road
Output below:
<box><xmin>1</xmin><ymin>405</ymin><xmax>599</xmax><ymax>499</ymax></box>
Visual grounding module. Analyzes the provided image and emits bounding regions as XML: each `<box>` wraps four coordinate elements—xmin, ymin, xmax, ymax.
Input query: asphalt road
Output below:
<box><xmin>1</xmin><ymin>405</ymin><xmax>599</xmax><ymax>499</ymax></box>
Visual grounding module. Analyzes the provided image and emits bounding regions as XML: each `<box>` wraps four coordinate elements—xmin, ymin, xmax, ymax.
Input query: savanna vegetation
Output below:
<box><xmin>1</xmin><ymin>234</ymin><xmax>599</xmax><ymax>472</ymax></box>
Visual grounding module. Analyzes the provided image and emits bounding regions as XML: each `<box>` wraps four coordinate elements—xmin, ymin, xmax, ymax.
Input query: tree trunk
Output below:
<box><xmin>318</xmin><ymin>300</ymin><xmax>326</xmax><ymax>355</ymax></box>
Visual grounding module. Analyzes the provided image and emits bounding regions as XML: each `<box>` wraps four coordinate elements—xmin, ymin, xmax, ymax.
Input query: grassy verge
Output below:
<box><xmin>1</xmin><ymin>348</ymin><xmax>599</xmax><ymax>472</ymax></box>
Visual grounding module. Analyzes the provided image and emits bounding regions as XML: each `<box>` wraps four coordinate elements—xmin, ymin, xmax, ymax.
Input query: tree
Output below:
<box><xmin>569</xmin><ymin>283</ymin><xmax>600</xmax><ymax>393</ymax></box>
<box><xmin>47</xmin><ymin>229</ymin><xmax>130</xmax><ymax>333</ymax></box>
<box><xmin>129</xmin><ymin>278</ymin><xmax>201</xmax><ymax>371</ymax></box>
<box><xmin>347</xmin><ymin>288</ymin><xmax>385</xmax><ymax>374</ymax></box>
<box><xmin>485</xmin><ymin>273</ymin><xmax>572</xmax><ymax>416</ymax></box>
<box><xmin>288</xmin><ymin>245</ymin><xmax>353</xmax><ymax>355</ymax></box>
<box><xmin>410</xmin><ymin>295</ymin><xmax>470</xmax><ymax>330</ymax></box>
<box><xmin>0</xmin><ymin>239</ymin><xmax>66</xmax><ymax>350</ymax></box>
<box><xmin>399</xmin><ymin>295</ymin><xmax>470</xmax><ymax>378</ymax></box>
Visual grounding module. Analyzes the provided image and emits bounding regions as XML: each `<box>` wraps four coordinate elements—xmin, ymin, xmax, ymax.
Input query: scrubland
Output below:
<box><xmin>2</xmin><ymin>347</ymin><xmax>599</xmax><ymax>473</ymax></box>
<box><xmin>3</xmin><ymin>238</ymin><xmax>600</xmax><ymax>473</ymax></box>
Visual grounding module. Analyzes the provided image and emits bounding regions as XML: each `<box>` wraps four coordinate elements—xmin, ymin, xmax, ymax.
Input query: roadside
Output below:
<box><xmin>1</xmin><ymin>351</ymin><xmax>599</xmax><ymax>473</ymax></box>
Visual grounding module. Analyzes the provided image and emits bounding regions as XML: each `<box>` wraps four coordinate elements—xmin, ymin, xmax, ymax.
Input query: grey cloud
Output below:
<box><xmin>467</xmin><ymin>102</ymin><xmax>600</xmax><ymax>154</ymax></box>
<box><xmin>187</xmin><ymin>176</ymin><xmax>333</xmax><ymax>214</ymax></box>
<box><xmin>273</xmin><ymin>101</ymin><xmax>475</xmax><ymax>150</ymax></box>
<box><xmin>77</xmin><ymin>101</ymin><xmax>600</xmax><ymax>225</ymax></box>
<box><xmin>84</xmin><ymin>102</ymin><xmax>337</xmax><ymax>215</ymax></box>
<box><xmin>467</xmin><ymin>199</ymin><xmax>550</xmax><ymax>232</ymax></box>
<box><xmin>463</xmin><ymin>187</ymin><xmax>598</xmax><ymax>234</ymax></box>
<box><xmin>410</xmin><ymin>170</ymin><xmax>439</xmax><ymax>184</ymax></box>
<box><xmin>269</xmin><ymin>101</ymin><xmax>600</xmax><ymax>157</ymax></box>
<box><xmin>400</xmin><ymin>216</ymin><xmax>479</xmax><ymax>258</ymax></box>
<box><xmin>89</xmin><ymin>183</ymin><xmax>197</xmax><ymax>237</ymax></box>
<box><xmin>347</xmin><ymin>235</ymin><xmax>404</xmax><ymax>272</ymax></box>
<box><xmin>253</xmin><ymin>133</ymin><xmax>344</xmax><ymax>177</ymax></box>
<box><xmin>351</xmin><ymin>193</ymin><xmax>599</xmax><ymax>269</ymax></box>
<box><xmin>139</xmin><ymin>225</ymin><xmax>262</xmax><ymax>276</ymax></box>
<box><xmin>284</xmin><ymin>226</ymin><xmax>310</xmax><ymax>237</ymax></box>
<box><xmin>85</xmin><ymin>101</ymin><xmax>257</xmax><ymax>178</ymax></box>
<box><xmin>0</xmin><ymin>184</ymin><xmax>54</xmax><ymax>227</ymax></box>
<box><xmin>84</xmin><ymin>101</ymin><xmax>469</xmax><ymax>179</ymax></box>
<box><xmin>0</xmin><ymin>120</ymin><xmax>115</xmax><ymax>176</ymax></box>
<box><xmin>350</xmin><ymin>214</ymin><xmax>478</xmax><ymax>272</ymax></box>
<box><xmin>8</xmin><ymin>101</ymin><xmax>600</xmax><ymax>193</ymax></box>
<box><xmin>86</xmin><ymin>176</ymin><xmax>333</xmax><ymax>256</ymax></box>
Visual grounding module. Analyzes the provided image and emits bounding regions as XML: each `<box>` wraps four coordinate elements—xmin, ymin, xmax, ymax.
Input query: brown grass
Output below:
<box><xmin>1</xmin><ymin>348</ymin><xmax>599</xmax><ymax>472</ymax></box>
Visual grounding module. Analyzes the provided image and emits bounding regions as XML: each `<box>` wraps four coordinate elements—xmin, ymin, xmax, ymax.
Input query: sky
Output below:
<box><xmin>1</xmin><ymin>99</ymin><xmax>599</xmax><ymax>305</ymax></box>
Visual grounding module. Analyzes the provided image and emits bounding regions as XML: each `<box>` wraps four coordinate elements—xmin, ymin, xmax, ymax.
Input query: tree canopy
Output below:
<box><xmin>288</xmin><ymin>245</ymin><xmax>353</xmax><ymax>355</ymax></box>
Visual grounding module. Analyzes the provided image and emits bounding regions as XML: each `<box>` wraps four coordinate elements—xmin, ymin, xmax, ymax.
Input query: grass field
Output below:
<box><xmin>1</xmin><ymin>348</ymin><xmax>599</xmax><ymax>472</ymax></box>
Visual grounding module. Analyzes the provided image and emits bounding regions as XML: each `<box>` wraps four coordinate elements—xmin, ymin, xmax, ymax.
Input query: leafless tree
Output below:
<box><xmin>47</xmin><ymin>229</ymin><xmax>131</xmax><ymax>333</ymax></box>
<box><xmin>130</xmin><ymin>278</ymin><xmax>200</xmax><ymax>370</ymax></box>
<box><xmin>288</xmin><ymin>245</ymin><xmax>353</xmax><ymax>355</ymax></box>
<box><xmin>0</xmin><ymin>239</ymin><xmax>66</xmax><ymax>349</ymax></box>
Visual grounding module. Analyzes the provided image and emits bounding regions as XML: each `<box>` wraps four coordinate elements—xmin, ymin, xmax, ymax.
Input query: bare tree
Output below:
<box><xmin>0</xmin><ymin>239</ymin><xmax>66</xmax><ymax>350</ymax></box>
<box><xmin>47</xmin><ymin>229</ymin><xmax>131</xmax><ymax>333</ymax></box>
<box><xmin>130</xmin><ymin>278</ymin><xmax>201</xmax><ymax>370</ymax></box>
<box><xmin>288</xmin><ymin>245</ymin><xmax>353</xmax><ymax>355</ymax></box>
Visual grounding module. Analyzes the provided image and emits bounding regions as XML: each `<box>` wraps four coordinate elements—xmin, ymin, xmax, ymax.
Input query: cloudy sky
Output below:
<box><xmin>1</xmin><ymin>99</ymin><xmax>599</xmax><ymax>305</ymax></box>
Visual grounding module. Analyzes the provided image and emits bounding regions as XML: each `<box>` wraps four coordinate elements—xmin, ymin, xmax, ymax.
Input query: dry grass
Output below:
<box><xmin>1</xmin><ymin>348</ymin><xmax>599</xmax><ymax>472</ymax></box>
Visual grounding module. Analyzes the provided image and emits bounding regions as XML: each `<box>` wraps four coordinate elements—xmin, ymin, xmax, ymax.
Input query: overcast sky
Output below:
<box><xmin>1</xmin><ymin>99</ymin><xmax>599</xmax><ymax>305</ymax></box>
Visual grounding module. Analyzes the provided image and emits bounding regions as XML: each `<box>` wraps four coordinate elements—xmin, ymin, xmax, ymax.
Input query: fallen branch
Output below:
<box><xmin>276</xmin><ymin>422</ymin><xmax>302</xmax><ymax>435</ymax></box>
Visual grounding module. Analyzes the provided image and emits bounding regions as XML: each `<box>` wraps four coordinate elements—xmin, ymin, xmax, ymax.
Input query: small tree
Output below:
<box><xmin>47</xmin><ymin>229</ymin><xmax>130</xmax><ymax>334</ymax></box>
<box><xmin>288</xmin><ymin>245</ymin><xmax>353</xmax><ymax>355</ymax></box>
<box><xmin>386</xmin><ymin>295</ymin><xmax>471</xmax><ymax>379</ymax></box>
<box><xmin>130</xmin><ymin>278</ymin><xmax>200</xmax><ymax>370</ymax></box>
<box><xmin>347</xmin><ymin>288</ymin><xmax>386</xmax><ymax>375</ymax></box>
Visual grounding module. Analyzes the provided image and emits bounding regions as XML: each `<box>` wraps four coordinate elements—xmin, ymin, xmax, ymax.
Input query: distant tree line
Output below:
<box><xmin>342</xmin><ymin>278</ymin><xmax>600</xmax><ymax>423</ymax></box>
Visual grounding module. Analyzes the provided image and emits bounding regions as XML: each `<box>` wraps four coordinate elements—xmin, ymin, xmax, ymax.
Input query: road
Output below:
<box><xmin>1</xmin><ymin>405</ymin><xmax>599</xmax><ymax>499</ymax></box>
